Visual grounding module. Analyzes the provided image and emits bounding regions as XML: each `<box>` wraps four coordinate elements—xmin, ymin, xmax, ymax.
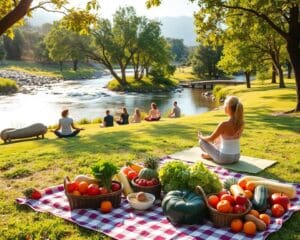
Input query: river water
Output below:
<box><xmin>0</xmin><ymin>73</ymin><xmax>216</xmax><ymax>130</ymax></box>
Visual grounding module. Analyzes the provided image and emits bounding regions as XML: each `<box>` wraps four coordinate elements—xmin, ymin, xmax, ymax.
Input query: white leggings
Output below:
<box><xmin>199</xmin><ymin>140</ymin><xmax>240</xmax><ymax>165</ymax></box>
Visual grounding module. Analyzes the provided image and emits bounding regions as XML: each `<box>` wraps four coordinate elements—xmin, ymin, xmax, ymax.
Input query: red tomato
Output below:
<box><xmin>221</xmin><ymin>194</ymin><xmax>235</xmax><ymax>206</ymax></box>
<box><xmin>99</xmin><ymin>187</ymin><xmax>108</xmax><ymax>195</ymax></box>
<box><xmin>146</xmin><ymin>180</ymin><xmax>153</xmax><ymax>186</ymax></box>
<box><xmin>271</xmin><ymin>204</ymin><xmax>285</xmax><ymax>217</ymax></box>
<box><xmin>127</xmin><ymin>170</ymin><xmax>138</xmax><ymax>180</ymax></box>
<box><xmin>208</xmin><ymin>195</ymin><xmax>220</xmax><ymax>208</ymax></box>
<box><xmin>87</xmin><ymin>184</ymin><xmax>101</xmax><ymax>196</ymax></box>
<box><xmin>66</xmin><ymin>182</ymin><xmax>79</xmax><ymax>193</ymax></box>
<box><xmin>232</xmin><ymin>204</ymin><xmax>246</xmax><ymax>214</ymax></box>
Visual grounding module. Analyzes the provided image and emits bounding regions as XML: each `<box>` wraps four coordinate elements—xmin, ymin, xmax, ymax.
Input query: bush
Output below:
<box><xmin>0</xmin><ymin>77</ymin><xmax>18</xmax><ymax>94</ymax></box>
<box><xmin>212</xmin><ymin>84</ymin><xmax>228</xmax><ymax>102</ymax></box>
<box><xmin>91</xmin><ymin>118</ymin><xmax>102</xmax><ymax>124</ymax></box>
<box><xmin>77</xmin><ymin>118</ymin><xmax>91</xmax><ymax>124</ymax></box>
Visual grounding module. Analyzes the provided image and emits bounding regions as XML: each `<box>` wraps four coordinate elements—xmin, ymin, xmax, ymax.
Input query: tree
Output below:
<box><xmin>0</xmin><ymin>38</ymin><xmax>6</xmax><ymax>62</ymax></box>
<box><xmin>191</xmin><ymin>45</ymin><xmax>223</xmax><ymax>79</ymax></box>
<box><xmin>3</xmin><ymin>29</ymin><xmax>24</xmax><ymax>60</ymax></box>
<box><xmin>0</xmin><ymin>0</ymin><xmax>98</xmax><ymax>38</ymax></box>
<box><xmin>45</xmin><ymin>22</ymin><xmax>90</xmax><ymax>71</ymax></box>
<box><xmin>167</xmin><ymin>38</ymin><xmax>188</xmax><ymax>62</ymax></box>
<box><xmin>147</xmin><ymin>0</ymin><xmax>300</xmax><ymax>111</ymax></box>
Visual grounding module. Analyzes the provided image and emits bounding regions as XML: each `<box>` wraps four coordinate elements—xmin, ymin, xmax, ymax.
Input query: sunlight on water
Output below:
<box><xmin>0</xmin><ymin>75</ymin><xmax>215</xmax><ymax>130</ymax></box>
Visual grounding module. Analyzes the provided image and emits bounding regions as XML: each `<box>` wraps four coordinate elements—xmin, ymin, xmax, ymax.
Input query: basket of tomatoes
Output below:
<box><xmin>196</xmin><ymin>184</ymin><xmax>252</xmax><ymax>227</ymax></box>
<box><xmin>64</xmin><ymin>161</ymin><xmax>123</xmax><ymax>210</ymax></box>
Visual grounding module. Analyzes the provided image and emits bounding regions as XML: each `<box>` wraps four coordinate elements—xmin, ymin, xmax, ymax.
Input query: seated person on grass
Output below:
<box><xmin>144</xmin><ymin>102</ymin><xmax>161</xmax><ymax>121</ymax></box>
<box><xmin>101</xmin><ymin>110</ymin><xmax>114</xmax><ymax>127</ymax></box>
<box><xmin>52</xmin><ymin>109</ymin><xmax>84</xmax><ymax>138</ymax></box>
<box><xmin>168</xmin><ymin>101</ymin><xmax>181</xmax><ymax>118</ymax></box>
<box><xmin>131</xmin><ymin>108</ymin><xmax>142</xmax><ymax>123</ymax></box>
<box><xmin>116</xmin><ymin>107</ymin><xmax>129</xmax><ymax>125</ymax></box>
<box><xmin>198</xmin><ymin>96</ymin><xmax>244</xmax><ymax>164</ymax></box>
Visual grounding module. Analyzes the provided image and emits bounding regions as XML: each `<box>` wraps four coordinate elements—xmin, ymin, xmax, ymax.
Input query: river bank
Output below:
<box><xmin>0</xmin><ymin>79</ymin><xmax>299</xmax><ymax>240</ymax></box>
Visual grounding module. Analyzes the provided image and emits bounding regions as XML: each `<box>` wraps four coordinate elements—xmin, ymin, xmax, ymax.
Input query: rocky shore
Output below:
<box><xmin>0</xmin><ymin>70</ymin><xmax>62</xmax><ymax>94</ymax></box>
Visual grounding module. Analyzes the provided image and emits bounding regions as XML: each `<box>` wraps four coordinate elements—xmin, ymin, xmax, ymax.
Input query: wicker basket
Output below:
<box><xmin>196</xmin><ymin>186</ymin><xmax>252</xmax><ymax>227</ymax></box>
<box><xmin>131</xmin><ymin>177</ymin><xmax>161</xmax><ymax>199</ymax></box>
<box><xmin>64</xmin><ymin>177</ymin><xmax>123</xmax><ymax>210</ymax></box>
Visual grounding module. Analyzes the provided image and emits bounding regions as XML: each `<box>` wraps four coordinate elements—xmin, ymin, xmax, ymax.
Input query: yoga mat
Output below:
<box><xmin>168</xmin><ymin>147</ymin><xmax>277</xmax><ymax>174</ymax></box>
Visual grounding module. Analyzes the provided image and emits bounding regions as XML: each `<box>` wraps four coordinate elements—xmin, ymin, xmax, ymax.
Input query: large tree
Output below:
<box><xmin>147</xmin><ymin>0</ymin><xmax>300</xmax><ymax>111</ymax></box>
<box><xmin>0</xmin><ymin>0</ymin><xmax>98</xmax><ymax>38</ymax></box>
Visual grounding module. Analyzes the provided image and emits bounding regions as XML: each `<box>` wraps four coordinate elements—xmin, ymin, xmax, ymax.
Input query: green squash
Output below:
<box><xmin>252</xmin><ymin>185</ymin><xmax>269</xmax><ymax>212</ymax></box>
<box><xmin>162</xmin><ymin>190</ymin><xmax>207</xmax><ymax>225</ymax></box>
<box><xmin>138</xmin><ymin>168</ymin><xmax>158</xmax><ymax>180</ymax></box>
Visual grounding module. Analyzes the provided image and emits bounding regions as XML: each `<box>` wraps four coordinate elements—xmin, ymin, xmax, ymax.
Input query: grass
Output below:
<box><xmin>0</xmin><ymin>60</ymin><xmax>99</xmax><ymax>80</ymax></box>
<box><xmin>172</xmin><ymin>66</ymin><xmax>199</xmax><ymax>82</ymax></box>
<box><xmin>0</xmin><ymin>77</ymin><xmax>18</xmax><ymax>94</ymax></box>
<box><xmin>107</xmin><ymin>75</ymin><xmax>178</xmax><ymax>92</ymax></box>
<box><xmin>0</xmin><ymin>79</ymin><xmax>300</xmax><ymax>239</ymax></box>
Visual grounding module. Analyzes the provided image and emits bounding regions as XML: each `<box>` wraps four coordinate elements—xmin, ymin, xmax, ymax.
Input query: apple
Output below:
<box><xmin>218</xmin><ymin>189</ymin><xmax>230</xmax><ymax>199</ymax></box>
<box><xmin>271</xmin><ymin>203</ymin><xmax>285</xmax><ymax>217</ymax></box>
<box><xmin>232</xmin><ymin>204</ymin><xmax>246</xmax><ymax>214</ymax></box>
<box><xmin>220</xmin><ymin>194</ymin><xmax>235</xmax><ymax>206</ymax></box>
<box><xmin>270</xmin><ymin>193</ymin><xmax>290</xmax><ymax>211</ymax></box>
<box><xmin>111</xmin><ymin>182</ymin><xmax>121</xmax><ymax>192</ymax></box>
<box><xmin>87</xmin><ymin>184</ymin><xmax>101</xmax><ymax>195</ymax></box>
<box><xmin>234</xmin><ymin>193</ymin><xmax>248</xmax><ymax>205</ymax></box>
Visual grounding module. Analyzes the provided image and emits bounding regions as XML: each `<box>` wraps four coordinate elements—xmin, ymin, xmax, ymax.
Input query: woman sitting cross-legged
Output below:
<box><xmin>144</xmin><ymin>102</ymin><xmax>161</xmax><ymax>121</ymax></box>
<box><xmin>52</xmin><ymin>109</ymin><xmax>84</xmax><ymax>138</ymax></box>
<box><xmin>198</xmin><ymin>96</ymin><xmax>244</xmax><ymax>164</ymax></box>
<box><xmin>116</xmin><ymin>107</ymin><xmax>129</xmax><ymax>125</ymax></box>
<box><xmin>131</xmin><ymin>108</ymin><xmax>142</xmax><ymax>123</ymax></box>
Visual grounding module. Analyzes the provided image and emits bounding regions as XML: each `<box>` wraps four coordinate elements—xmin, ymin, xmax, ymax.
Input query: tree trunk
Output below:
<box><xmin>73</xmin><ymin>60</ymin><xmax>78</xmax><ymax>71</ymax></box>
<box><xmin>286</xmin><ymin>60</ymin><xmax>292</xmax><ymax>79</ymax></box>
<box><xmin>245</xmin><ymin>71</ymin><xmax>251</xmax><ymax>88</ymax></box>
<box><xmin>59</xmin><ymin>61</ymin><xmax>63</xmax><ymax>72</ymax></box>
<box><xmin>0</xmin><ymin>0</ymin><xmax>33</xmax><ymax>36</ymax></box>
<box><xmin>287</xmin><ymin>40</ymin><xmax>300</xmax><ymax>111</ymax></box>
<box><xmin>120</xmin><ymin>67</ymin><xmax>127</xmax><ymax>85</ymax></box>
<box><xmin>277</xmin><ymin>64</ymin><xmax>285</xmax><ymax>88</ymax></box>
<box><xmin>271</xmin><ymin>64</ymin><xmax>277</xmax><ymax>84</ymax></box>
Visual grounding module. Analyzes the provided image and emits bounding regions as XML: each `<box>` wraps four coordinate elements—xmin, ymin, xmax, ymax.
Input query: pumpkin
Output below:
<box><xmin>138</xmin><ymin>168</ymin><xmax>158</xmax><ymax>180</ymax></box>
<box><xmin>162</xmin><ymin>190</ymin><xmax>207</xmax><ymax>225</ymax></box>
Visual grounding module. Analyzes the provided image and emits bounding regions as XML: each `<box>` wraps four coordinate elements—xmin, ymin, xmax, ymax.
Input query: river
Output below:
<box><xmin>0</xmin><ymin>73</ymin><xmax>217</xmax><ymax>130</ymax></box>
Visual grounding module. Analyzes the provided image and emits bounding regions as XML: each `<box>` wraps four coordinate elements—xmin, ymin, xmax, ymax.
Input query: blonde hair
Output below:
<box><xmin>224</xmin><ymin>96</ymin><xmax>244</xmax><ymax>129</ymax></box>
<box><xmin>135</xmin><ymin>108</ymin><xmax>141</xmax><ymax>117</ymax></box>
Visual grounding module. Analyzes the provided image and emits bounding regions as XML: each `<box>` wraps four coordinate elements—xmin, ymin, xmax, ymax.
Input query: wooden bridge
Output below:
<box><xmin>179</xmin><ymin>80</ymin><xmax>244</xmax><ymax>90</ymax></box>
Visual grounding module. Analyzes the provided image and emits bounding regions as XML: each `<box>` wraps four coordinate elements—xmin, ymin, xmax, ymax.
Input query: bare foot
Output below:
<box><xmin>201</xmin><ymin>153</ymin><xmax>213</xmax><ymax>160</ymax></box>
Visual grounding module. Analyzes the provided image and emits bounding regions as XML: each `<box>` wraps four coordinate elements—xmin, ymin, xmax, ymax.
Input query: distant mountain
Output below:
<box><xmin>158</xmin><ymin>16</ymin><xmax>197</xmax><ymax>46</ymax></box>
<box><xmin>27</xmin><ymin>12</ymin><xmax>197</xmax><ymax>46</ymax></box>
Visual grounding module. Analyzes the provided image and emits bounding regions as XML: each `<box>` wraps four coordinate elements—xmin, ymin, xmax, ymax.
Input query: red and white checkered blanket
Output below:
<box><xmin>16</xmin><ymin>158</ymin><xmax>300</xmax><ymax>240</ymax></box>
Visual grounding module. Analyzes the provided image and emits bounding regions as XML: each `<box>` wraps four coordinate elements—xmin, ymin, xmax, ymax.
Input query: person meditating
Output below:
<box><xmin>168</xmin><ymin>101</ymin><xmax>181</xmax><ymax>118</ymax></box>
<box><xmin>53</xmin><ymin>109</ymin><xmax>84</xmax><ymax>138</ymax></box>
<box><xmin>116</xmin><ymin>107</ymin><xmax>129</xmax><ymax>125</ymax></box>
<box><xmin>101</xmin><ymin>110</ymin><xmax>114</xmax><ymax>127</ymax></box>
<box><xmin>131</xmin><ymin>108</ymin><xmax>141</xmax><ymax>123</ymax></box>
<box><xmin>198</xmin><ymin>96</ymin><xmax>244</xmax><ymax>164</ymax></box>
<box><xmin>145</xmin><ymin>102</ymin><xmax>161</xmax><ymax>121</ymax></box>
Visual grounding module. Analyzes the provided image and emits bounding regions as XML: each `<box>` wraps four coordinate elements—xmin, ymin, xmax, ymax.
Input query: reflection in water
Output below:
<box><xmin>0</xmin><ymin>75</ymin><xmax>216</xmax><ymax>130</ymax></box>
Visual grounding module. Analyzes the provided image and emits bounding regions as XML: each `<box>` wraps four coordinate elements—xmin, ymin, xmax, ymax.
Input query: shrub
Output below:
<box><xmin>213</xmin><ymin>84</ymin><xmax>228</xmax><ymax>102</ymax></box>
<box><xmin>77</xmin><ymin>118</ymin><xmax>91</xmax><ymax>124</ymax></box>
<box><xmin>0</xmin><ymin>77</ymin><xmax>18</xmax><ymax>94</ymax></box>
<box><xmin>92</xmin><ymin>117</ymin><xmax>102</xmax><ymax>124</ymax></box>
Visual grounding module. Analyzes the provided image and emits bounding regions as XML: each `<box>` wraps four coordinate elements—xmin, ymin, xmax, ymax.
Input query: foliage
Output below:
<box><xmin>3</xmin><ymin>29</ymin><xmax>24</xmax><ymax>60</ymax></box>
<box><xmin>0</xmin><ymin>78</ymin><xmax>300</xmax><ymax>239</ymax></box>
<box><xmin>0</xmin><ymin>37</ymin><xmax>6</xmax><ymax>61</ymax></box>
<box><xmin>212</xmin><ymin>84</ymin><xmax>229</xmax><ymax>102</ymax></box>
<box><xmin>0</xmin><ymin>77</ymin><xmax>18</xmax><ymax>93</ymax></box>
<box><xmin>191</xmin><ymin>45</ymin><xmax>223</xmax><ymax>79</ymax></box>
<box><xmin>167</xmin><ymin>38</ymin><xmax>188</xmax><ymax>62</ymax></box>
<box><xmin>188</xmin><ymin>162</ymin><xmax>222</xmax><ymax>194</ymax></box>
<box><xmin>159</xmin><ymin>160</ymin><xmax>190</xmax><ymax>192</ymax></box>
<box><xmin>91</xmin><ymin>161</ymin><xmax>118</xmax><ymax>190</ymax></box>
<box><xmin>77</xmin><ymin>118</ymin><xmax>91</xmax><ymax>125</ymax></box>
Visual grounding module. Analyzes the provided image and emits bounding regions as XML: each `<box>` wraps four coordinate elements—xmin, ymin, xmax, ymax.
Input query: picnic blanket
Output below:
<box><xmin>16</xmin><ymin>159</ymin><xmax>300</xmax><ymax>240</ymax></box>
<box><xmin>168</xmin><ymin>147</ymin><xmax>277</xmax><ymax>174</ymax></box>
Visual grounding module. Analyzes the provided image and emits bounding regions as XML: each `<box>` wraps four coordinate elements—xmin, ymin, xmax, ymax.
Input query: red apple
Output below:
<box><xmin>234</xmin><ymin>193</ymin><xmax>248</xmax><ymax>205</ymax></box>
<box><xmin>218</xmin><ymin>189</ymin><xmax>230</xmax><ymax>199</ymax></box>
<box><xmin>270</xmin><ymin>193</ymin><xmax>290</xmax><ymax>211</ymax></box>
<box><xmin>271</xmin><ymin>203</ymin><xmax>285</xmax><ymax>217</ymax></box>
<box><xmin>232</xmin><ymin>204</ymin><xmax>246</xmax><ymax>214</ymax></box>
<box><xmin>87</xmin><ymin>184</ymin><xmax>101</xmax><ymax>195</ymax></box>
<box><xmin>220</xmin><ymin>194</ymin><xmax>235</xmax><ymax>206</ymax></box>
<box><xmin>111</xmin><ymin>182</ymin><xmax>121</xmax><ymax>192</ymax></box>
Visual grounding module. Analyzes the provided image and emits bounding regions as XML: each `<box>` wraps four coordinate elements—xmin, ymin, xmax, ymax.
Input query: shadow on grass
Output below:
<box><xmin>261</xmin><ymin>93</ymin><xmax>296</xmax><ymax>101</ymax></box>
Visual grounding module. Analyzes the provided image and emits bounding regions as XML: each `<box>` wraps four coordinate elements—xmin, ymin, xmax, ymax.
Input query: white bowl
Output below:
<box><xmin>127</xmin><ymin>192</ymin><xmax>155</xmax><ymax>210</ymax></box>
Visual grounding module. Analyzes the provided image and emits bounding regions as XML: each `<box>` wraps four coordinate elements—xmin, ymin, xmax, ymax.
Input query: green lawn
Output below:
<box><xmin>0</xmin><ymin>79</ymin><xmax>299</xmax><ymax>239</ymax></box>
<box><xmin>0</xmin><ymin>60</ymin><xmax>99</xmax><ymax>80</ymax></box>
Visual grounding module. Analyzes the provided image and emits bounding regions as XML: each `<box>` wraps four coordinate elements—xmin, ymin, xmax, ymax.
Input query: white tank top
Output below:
<box><xmin>220</xmin><ymin>137</ymin><xmax>240</xmax><ymax>155</ymax></box>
